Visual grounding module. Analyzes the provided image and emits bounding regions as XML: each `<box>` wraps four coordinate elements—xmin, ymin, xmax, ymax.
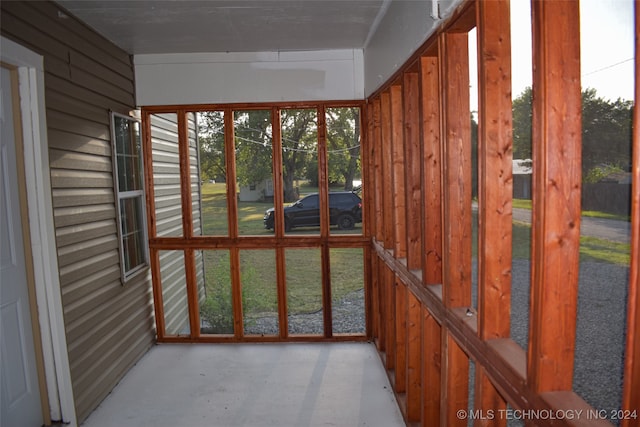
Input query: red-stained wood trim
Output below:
<box><xmin>420</xmin><ymin>56</ymin><xmax>443</xmax><ymax>285</ymax></box>
<box><xmin>376</xmin><ymin>255</ymin><xmax>386</xmax><ymax>352</ymax></box>
<box><xmin>621</xmin><ymin>3</ymin><xmax>640</xmax><ymax>425</ymax></box>
<box><xmin>380</xmin><ymin>91</ymin><xmax>395</xmax><ymax>249</ymax></box>
<box><xmin>422</xmin><ymin>307</ymin><xmax>441</xmax><ymax>426</ymax></box>
<box><xmin>395</xmin><ymin>280</ymin><xmax>408</xmax><ymax>394</ymax></box>
<box><xmin>317</xmin><ymin>106</ymin><xmax>333</xmax><ymax>337</ymax></box>
<box><xmin>390</xmin><ymin>84</ymin><xmax>407</xmax><ymax>258</ymax></box>
<box><xmin>372</xmin><ymin>98</ymin><xmax>384</xmax><ymax>243</ymax></box>
<box><xmin>439</xmin><ymin>29</ymin><xmax>472</xmax><ymax>427</ymax></box>
<box><xmin>403</xmin><ymin>72</ymin><xmax>422</xmax><ymax>271</ymax></box>
<box><xmin>406</xmin><ymin>290</ymin><xmax>422</xmax><ymax>422</ymax></box>
<box><xmin>528</xmin><ymin>0</ymin><xmax>582</xmax><ymax>393</ymax></box>
<box><xmin>225</xmin><ymin>108</ymin><xmax>238</xmax><ymax>239</ymax></box>
<box><xmin>230</xmin><ymin>247</ymin><xmax>243</xmax><ymax>338</ymax></box>
<box><xmin>139</xmin><ymin>100</ymin><xmax>364</xmax><ymax>114</ymax></box>
<box><xmin>474</xmin><ymin>0</ymin><xmax>512</xmax><ymax>423</ymax></box>
<box><xmin>385</xmin><ymin>265</ymin><xmax>396</xmax><ymax>370</ymax></box>
<box><xmin>271</xmin><ymin>107</ymin><xmax>288</xmax><ymax>338</ymax></box>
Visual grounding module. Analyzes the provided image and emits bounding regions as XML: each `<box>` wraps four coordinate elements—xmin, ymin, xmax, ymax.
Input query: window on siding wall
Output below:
<box><xmin>111</xmin><ymin>112</ymin><xmax>148</xmax><ymax>282</ymax></box>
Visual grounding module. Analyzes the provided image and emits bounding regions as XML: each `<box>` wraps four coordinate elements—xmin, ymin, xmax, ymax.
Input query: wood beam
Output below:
<box><xmin>475</xmin><ymin>0</ymin><xmax>513</xmax><ymax>422</ymax></box>
<box><xmin>528</xmin><ymin>0</ymin><xmax>582</xmax><ymax>393</ymax></box>
<box><xmin>390</xmin><ymin>84</ymin><xmax>407</xmax><ymax>258</ymax></box>
<box><xmin>439</xmin><ymin>29</ymin><xmax>472</xmax><ymax>427</ymax></box>
<box><xmin>420</xmin><ymin>55</ymin><xmax>443</xmax><ymax>286</ymax></box>
<box><xmin>403</xmin><ymin>72</ymin><xmax>422</xmax><ymax>271</ymax></box>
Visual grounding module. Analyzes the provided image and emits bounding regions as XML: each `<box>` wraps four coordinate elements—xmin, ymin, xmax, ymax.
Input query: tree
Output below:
<box><xmin>233</xmin><ymin>110</ymin><xmax>273</xmax><ymax>187</ymax></box>
<box><xmin>197</xmin><ymin>111</ymin><xmax>226</xmax><ymax>182</ymax></box>
<box><xmin>511</xmin><ymin>86</ymin><xmax>633</xmax><ymax>176</ymax></box>
<box><xmin>281</xmin><ymin>109</ymin><xmax>317</xmax><ymax>202</ymax></box>
<box><xmin>326</xmin><ymin>107</ymin><xmax>361</xmax><ymax>190</ymax></box>
<box><xmin>512</xmin><ymin>86</ymin><xmax>533</xmax><ymax>160</ymax></box>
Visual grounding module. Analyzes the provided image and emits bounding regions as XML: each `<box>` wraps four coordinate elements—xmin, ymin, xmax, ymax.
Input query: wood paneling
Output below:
<box><xmin>367</xmin><ymin>1</ymin><xmax>637</xmax><ymax>426</ymax></box>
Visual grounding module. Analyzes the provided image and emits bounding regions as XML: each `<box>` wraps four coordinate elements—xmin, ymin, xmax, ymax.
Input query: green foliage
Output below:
<box><xmin>511</xmin><ymin>86</ymin><xmax>633</xmax><ymax>176</ymax></box>
<box><xmin>584</xmin><ymin>163</ymin><xmax>626</xmax><ymax>183</ymax></box>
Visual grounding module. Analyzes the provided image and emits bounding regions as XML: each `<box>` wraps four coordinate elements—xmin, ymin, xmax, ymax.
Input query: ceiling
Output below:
<box><xmin>57</xmin><ymin>0</ymin><xmax>390</xmax><ymax>55</ymax></box>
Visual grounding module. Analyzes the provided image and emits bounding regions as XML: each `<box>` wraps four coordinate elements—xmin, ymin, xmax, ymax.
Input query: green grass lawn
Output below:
<box><xmin>197</xmin><ymin>186</ymin><xmax>630</xmax><ymax>333</ymax></box>
<box><xmin>197</xmin><ymin>183</ymin><xmax>364</xmax><ymax>332</ymax></box>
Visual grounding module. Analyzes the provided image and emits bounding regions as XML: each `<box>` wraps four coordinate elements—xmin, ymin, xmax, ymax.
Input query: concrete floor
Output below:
<box><xmin>81</xmin><ymin>342</ymin><xmax>405</xmax><ymax>427</ymax></box>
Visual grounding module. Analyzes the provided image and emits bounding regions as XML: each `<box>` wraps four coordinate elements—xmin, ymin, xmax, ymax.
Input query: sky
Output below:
<box><xmin>470</xmin><ymin>0</ymin><xmax>635</xmax><ymax>111</ymax></box>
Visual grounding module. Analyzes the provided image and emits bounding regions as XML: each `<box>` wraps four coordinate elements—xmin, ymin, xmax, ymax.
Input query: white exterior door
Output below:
<box><xmin>0</xmin><ymin>65</ymin><xmax>44</xmax><ymax>427</ymax></box>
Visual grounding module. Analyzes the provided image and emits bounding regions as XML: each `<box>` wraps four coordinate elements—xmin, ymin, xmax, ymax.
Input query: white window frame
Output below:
<box><xmin>110</xmin><ymin>111</ymin><xmax>149</xmax><ymax>283</ymax></box>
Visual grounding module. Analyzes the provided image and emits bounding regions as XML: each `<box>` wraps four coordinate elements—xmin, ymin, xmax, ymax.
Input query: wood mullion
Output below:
<box><xmin>385</xmin><ymin>265</ymin><xmax>396</xmax><ymax>370</ymax></box>
<box><xmin>272</xmin><ymin>107</ymin><xmax>288</xmax><ymax>338</ymax></box>
<box><xmin>230</xmin><ymin>247</ymin><xmax>243</xmax><ymax>338</ymax></box>
<box><xmin>390</xmin><ymin>84</ymin><xmax>406</xmax><ymax>258</ymax></box>
<box><xmin>420</xmin><ymin>55</ymin><xmax>443</xmax><ymax>285</ymax></box>
<box><xmin>528</xmin><ymin>0</ymin><xmax>582</xmax><ymax>393</ymax></box>
<box><xmin>371</xmin><ymin>98</ymin><xmax>383</xmax><ymax>243</ymax></box>
<box><xmin>178</xmin><ymin>111</ymin><xmax>193</xmax><ymax>238</ymax></box>
<box><xmin>406</xmin><ymin>289</ymin><xmax>422</xmax><ymax>422</ymax></box>
<box><xmin>621</xmin><ymin>3</ymin><xmax>640</xmax><ymax>424</ymax></box>
<box><xmin>317</xmin><ymin>106</ymin><xmax>332</xmax><ymax>337</ymax></box>
<box><xmin>422</xmin><ymin>308</ymin><xmax>441</xmax><ymax>426</ymax></box>
<box><xmin>439</xmin><ymin>30</ymin><xmax>472</xmax><ymax>427</ymax></box>
<box><xmin>403</xmin><ymin>72</ymin><xmax>422</xmax><ymax>271</ymax></box>
<box><xmin>475</xmin><ymin>0</ymin><xmax>512</xmax><ymax>422</ymax></box>
<box><xmin>380</xmin><ymin>91</ymin><xmax>394</xmax><ymax>249</ymax></box>
<box><xmin>225</xmin><ymin>108</ymin><xmax>238</xmax><ymax>239</ymax></box>
<box><xmin>395</xmin><ymin>279</ymin><xmax>408</xmax><ymax>395</ymax></box>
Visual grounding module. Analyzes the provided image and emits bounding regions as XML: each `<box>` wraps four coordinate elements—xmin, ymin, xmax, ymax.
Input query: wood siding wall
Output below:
<box><xmin>366</xmin><ymin>1</ymin><xmax>640</xmax><ymax>426</ymax></box>
<box><xmin>0</xmin><ymin>2</ymin><xmax>155</xmax><ymax>422</ymax></box>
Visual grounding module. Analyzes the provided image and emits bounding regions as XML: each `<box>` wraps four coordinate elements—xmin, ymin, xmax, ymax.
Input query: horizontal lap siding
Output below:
<box><xmin>1</xmin><ymin>1</ymin><xmax>154</xmax><ymax>423</ymax></box>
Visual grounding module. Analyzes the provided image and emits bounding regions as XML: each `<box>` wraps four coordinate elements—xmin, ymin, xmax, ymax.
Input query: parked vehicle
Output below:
<box><xmin>263</xmin><ymin>192</ymin><xmax>362</xmax><ymax>231</ymax></box>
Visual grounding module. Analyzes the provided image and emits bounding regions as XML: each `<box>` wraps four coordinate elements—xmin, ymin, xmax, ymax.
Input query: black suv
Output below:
<box><xmin>264</xmin><ymin>192</ymin><xmax>362</xmax><ymax>231</ymax></box>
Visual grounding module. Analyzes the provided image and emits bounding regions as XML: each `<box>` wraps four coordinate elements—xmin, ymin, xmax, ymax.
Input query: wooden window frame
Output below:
<box><xmin>142</xmin><ymin>101</ymin><xmax>369</xmax><ymax>343</ymax></box>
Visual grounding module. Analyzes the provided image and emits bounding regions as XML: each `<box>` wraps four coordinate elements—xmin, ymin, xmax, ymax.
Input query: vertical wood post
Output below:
<box><xmin>475</xmin><ymin>0</ymin><xmax>513</xmax><ymax>422</ymax></box>
<box><xmin>439</xmin><ymin>30</ymin><xmax>472</xmax><ymax>427</ymax></box>
<box><xmin>404</xmin><ymin>72</ymin><xmax>422</xmax><ymax>271</ymax></box>
<box><xmin>419</xmin><ymin>53</ymin><xmax>443</xmax><ymax>426</ymax></box>
<box><xmin>391</xmin><ymin>84</ymin><xmax>407</xmax><ymax>258</ymax></box>
<box><xmin>528</xmin><ymin>0</ymin><xmax>582</xmax><ymax>393</ymax></box>
<box><xmin>381</xmin><ymin>91</ymin><xmax>394</xmax><ymax>249</ymax></box>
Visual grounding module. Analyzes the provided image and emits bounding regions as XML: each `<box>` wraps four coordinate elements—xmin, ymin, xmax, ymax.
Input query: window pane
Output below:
<box><xmin>199</xmin><ymin>250</ymin><xmax>234</xmax><ymax>335</ymax></box>
<box><xmin>241</xmin><ymin>250</ymin><xmax>278</xmax><ymax>336</ymax></box>
<box><xmin>197</xmin><ymin>111</ymin><xmax>229</xmax><ymax>236</ymax></box>
<box><xmin>234</xmin><ymin>110</ymin><xmax>274</xmax><ymax>236</ymax></box>
<box><xmin>286</xmin><ymin>248</ymin><xmax>322</xmax><ymax>335</ymax></box>
<box><xmin>151</xmin><ymin>113</ymin><xmax>184</xmax><ymax>237</ymax></box>
<box><xmin>281</xmin><ymin>109</ymin><xmax>318</xmax><ymax>235</ymax></box>
<box><xmin>331</xmin><ymin>248</ymin><xmax>365</xmax><ymax>335</ymax></box>
<box><xmin>120</xmin><ymin>196</ymin><xmax>146</xmax><ymax>273</ymax></box>
<box><xmin>114</xmin><ymin>116</ymin><xmax>143</xmax><ymax>192</ymax></box>
<box><xmin>159</xmin><ymin>250</ymin><xmax>190</xmax><ymax>336</ymax></box>
<box><xmin>327</xmin><ymin>107</ymin><xmax>363</xmax><ymax>235</ymax></box>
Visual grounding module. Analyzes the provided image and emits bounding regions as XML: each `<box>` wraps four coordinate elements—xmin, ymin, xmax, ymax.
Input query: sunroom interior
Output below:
<box><xmin>0</xmin><ymin>0</ymin><xmax>638</xmax><ymax>426</ymax></box>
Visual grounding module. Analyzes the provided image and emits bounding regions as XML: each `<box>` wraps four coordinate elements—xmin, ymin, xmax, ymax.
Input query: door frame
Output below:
<box><xmin>1</xmin><ymin>36</ymin><xmax>77</xmax><ymax>427</ymax></box>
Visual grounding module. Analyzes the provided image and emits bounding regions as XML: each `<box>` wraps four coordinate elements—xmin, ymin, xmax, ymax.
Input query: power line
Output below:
<box><xmin>583</xmin><ymin>58</ymin><xmax>633</xmax><ymax>77</ymax></box>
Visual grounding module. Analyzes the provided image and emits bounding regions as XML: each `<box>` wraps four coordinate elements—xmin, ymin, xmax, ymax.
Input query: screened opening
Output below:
<box><xmin>144</xmin><ymin>103</ymin><xmax>368</xmax><ymax>342</ymax></box>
